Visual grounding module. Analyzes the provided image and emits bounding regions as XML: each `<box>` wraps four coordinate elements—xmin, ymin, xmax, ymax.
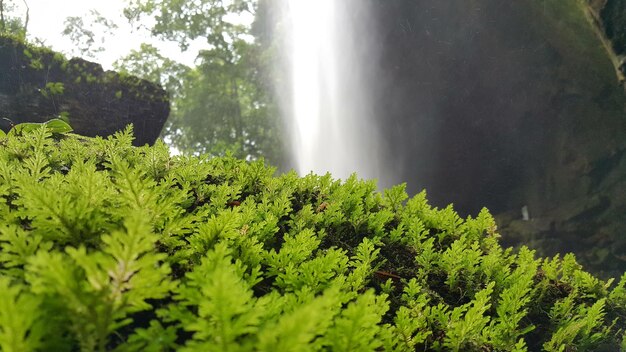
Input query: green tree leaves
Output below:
<box><xmin>0</xmin><ymin>0</ymin><xmax>28</xmax><ymax>37</ymax></box>
<box><xmin>62</xmin><ymin>10</ymin><xmax>118</xmax><ymax>59</ymax></box>
<box><xmin>117</xmin><ymin>0</ymin><xmax>285</xmax><ymax>163</ymax></box>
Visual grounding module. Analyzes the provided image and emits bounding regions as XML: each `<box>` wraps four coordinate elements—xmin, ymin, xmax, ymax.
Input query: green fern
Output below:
<box><xmin>0</xmin><ymin>124</ymin><xmax>623</xmax><ymax>351</ymax></box>
<box><xmin>0</xmin><ymin>277</ymin><xmax>45</xmax><ymax>352</ymax></box>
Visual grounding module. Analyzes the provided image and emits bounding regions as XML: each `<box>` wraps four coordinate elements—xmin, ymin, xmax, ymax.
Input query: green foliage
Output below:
<box><xmin>0</xmin><ymin>126</ymin><xmax>625</xmax><ymax>351</ymax></box>
<box><xmin>62</xmin><ymin>10</ymin><xmax>119</xmax><ymax>59</ymax></box>
<box><xmin>114</xmin><ymin>43</ymin><xmax>190</xmax><ymax>102</ymax></box>
<box><xmin>114</xmin><ymin>0</ymin><xmax>285</xmax><ymax>165</ymax></box>
<box><xmin>0</xmin><ymin>0</ymin><xmax>28</xmax><ymax>37</ymax></box>
<box><xmin>39</xmin><ymin>82</ymin><xmax>64</xmax><ymax>98</ymax></box>
<box><xmin>0</xmin><ymin>277</ymin><xmax>45</xmax><ymax>351</ymax></box>
<box><xmin>7</xmin><ymin>118</ymin><xmax>72</xmax><ymax>137</ymax></box>
<box><xmin>57</xmin><ymin>0</ymin><xmax>285</xmax><ymax>163</ymax></box>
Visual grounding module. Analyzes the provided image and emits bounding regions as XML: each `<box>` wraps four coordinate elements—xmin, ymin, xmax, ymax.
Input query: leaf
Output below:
<box><xmin>45</xmin><ymin>118</ymin><xmax>73</xmax><ymax>133</ymax></box>
<box><xmin>0</xmin><ymin>277</ymin><xmax>45</xmax><ymax>351</ymax></box>
<box><xmin>9</xmin><ymin>122</ymin><xmax>43</xmax><ymax>135</ymax></box>
<box><xmin>323</xmin><ymin>290</ymin><xmax>389</xmax><ymax>351</ymax></box>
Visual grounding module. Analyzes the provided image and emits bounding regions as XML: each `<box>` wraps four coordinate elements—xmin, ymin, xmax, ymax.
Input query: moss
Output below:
<box><xmin>0</xmin><ymin>126</ymin><xmax>624</xmax><ymax>351</ymax></box>
<box><xmin>528</xmin><ymin>0</ymin><xmax>618</xmax><ymax>85</ymax></box>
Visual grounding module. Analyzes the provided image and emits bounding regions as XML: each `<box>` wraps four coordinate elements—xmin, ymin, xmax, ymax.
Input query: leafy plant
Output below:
<box><xmin>0</xmin><ymin>124</ymin><xmax>625</xmax><ymax>351</ymax></box>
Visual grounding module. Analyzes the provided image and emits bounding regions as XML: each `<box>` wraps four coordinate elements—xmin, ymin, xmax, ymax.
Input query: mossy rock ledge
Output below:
<box><xmin>0</xmin><ymin>34</ymin><xmax>169</xmax><ymax>146</ymax></box>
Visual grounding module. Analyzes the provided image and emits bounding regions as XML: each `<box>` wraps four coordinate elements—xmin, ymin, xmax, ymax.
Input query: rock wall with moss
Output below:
<box><xmin>583</xmin><ymin>0</ymin><xmax>626</xmax><ymax>84</ymax></box>
<box><xmin>0</xmin><ymin>34</ymin><xmax>170</xmax><ymax>146</ymax></box>
<box><xmin>493</xmin><ymin>0</ymin><xmax>626</xmax><ymax>276</ymax></box>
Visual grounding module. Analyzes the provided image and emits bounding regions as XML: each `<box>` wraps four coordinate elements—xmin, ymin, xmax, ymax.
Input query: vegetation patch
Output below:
<box><xmin>1</xmin><ymin>125</ymin><xmax>625</xmax><ymax>351</ymax></box>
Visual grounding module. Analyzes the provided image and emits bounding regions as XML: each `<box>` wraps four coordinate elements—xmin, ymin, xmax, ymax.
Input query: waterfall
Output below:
<box><xmin>278</xmin><ymin>0</ymin><xmax>387</xmax><ymax>184</ymax></box>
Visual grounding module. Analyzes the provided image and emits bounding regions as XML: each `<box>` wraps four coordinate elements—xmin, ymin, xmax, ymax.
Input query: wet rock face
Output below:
<box><xmin>373</xmin><ymin>0</ymin><xmax>626</xmax><ymax>214</ymax></box>
<box><xmin>601</xmin><ymin>0</ymin><xmax>626</xmax><ymax>57</ymax></box>
<box><xmin>372</xmin><ymin>0</ymin><xmax>559</xmax><ymax>215</ymax></box>
<box><xmin>368</xmin><ymin>0</ymin><xmax>626</xmax><ymax>275</ymax></box>
<box><xmin>0</xmin><ymin>35</ymin><xmax>169</xmax><ymax>146</ymax></box>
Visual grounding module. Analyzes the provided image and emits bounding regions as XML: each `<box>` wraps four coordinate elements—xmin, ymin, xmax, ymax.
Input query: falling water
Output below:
<box><xmin>279</xmin><ymin>0</ymin><xmax>387</xmax><ymax>184</ymax></box>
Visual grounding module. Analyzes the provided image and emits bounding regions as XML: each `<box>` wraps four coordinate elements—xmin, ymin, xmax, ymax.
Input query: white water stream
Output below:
<box><xmin>280</xmin><ymin>0</ymin><xmax>386</xmax><ymax>183</ymax></box>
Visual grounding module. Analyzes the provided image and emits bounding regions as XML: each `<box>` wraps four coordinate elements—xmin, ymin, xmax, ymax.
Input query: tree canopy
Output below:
<box><xmin>0</xmin><ymin>0</ymin><xmax>28</xmax><ymax>36</ymax></box>
<box><xmin>113</xmin><ymin>0</ymin><xmax>286</xmax><ymax>164</ymax></box>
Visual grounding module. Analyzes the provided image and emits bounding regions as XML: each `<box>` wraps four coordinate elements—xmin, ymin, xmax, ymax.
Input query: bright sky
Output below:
<box><xmin>21</xmin><ymin>0</ymin><xmax>197</xmax><ymax>69</ymax></box>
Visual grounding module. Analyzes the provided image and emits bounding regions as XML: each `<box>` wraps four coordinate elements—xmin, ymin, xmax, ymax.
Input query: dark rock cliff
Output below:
<box><xmin>0</xmin><ymin>34</ymin><xmax>170</xmax><ymax>146</ymax></box>
<box><xmin>370</xmin><ymin>0</ymin><xmax>626</xmax><ymax>275</ymax></box>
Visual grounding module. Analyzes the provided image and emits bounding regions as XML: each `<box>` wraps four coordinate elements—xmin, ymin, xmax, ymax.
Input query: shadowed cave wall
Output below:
<box><xmin>370</xmin><ymin>0</ymin><xmax>626</xmax><ymax>274</ymax></box>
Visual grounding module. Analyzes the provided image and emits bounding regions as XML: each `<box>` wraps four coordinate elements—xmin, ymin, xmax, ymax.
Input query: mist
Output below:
<box><xmin>268</xmin><ymin>0</ymin><xmax>625</xmax><ymax>219</ymax></box>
